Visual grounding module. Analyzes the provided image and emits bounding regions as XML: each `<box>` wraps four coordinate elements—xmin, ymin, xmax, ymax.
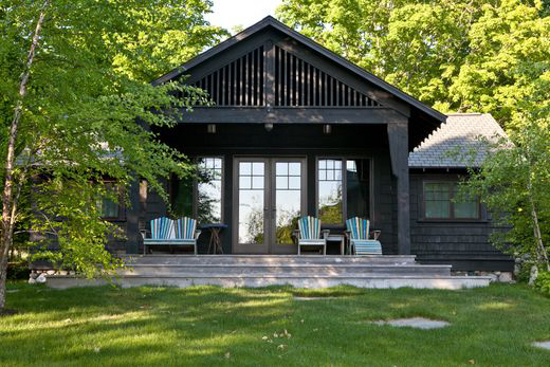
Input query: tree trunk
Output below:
<box><xmin>0</xmin><ymin>3</ymin><xmax>48</xmax><ymax>310</ymax></box>
<box><xmin>526</xmin><ymin>154</ymin><xmax>549</xmax><ymax>273</ymax></box>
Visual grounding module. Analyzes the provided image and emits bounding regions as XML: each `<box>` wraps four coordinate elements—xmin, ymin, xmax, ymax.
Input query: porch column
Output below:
<box><xmin>387</xmin><ymin>121</ymin><xmax>411</xmax><ymax>255</ymax></box>
<box><xmin>126</xmin><ymin>177</ymin><xmax>141</xmax><ymax>254</ymax></box>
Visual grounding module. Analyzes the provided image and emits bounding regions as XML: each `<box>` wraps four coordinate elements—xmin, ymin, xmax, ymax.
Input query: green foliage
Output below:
<box><xmin>0</xmin><ymin>0</ymin><xmax>226</xmax><ymax>277</ymax></box>
<box><xmin>534</xmin><ymin>271</ymin><xmax>550</xmax><ymax>295</ymax></box>
<box><xmin>277</xmin><ymin>0</ymin><xmax>550</xmax><ymax>129</ymax></box>
<box><xmin>459</xmin><ymin>114</ymin><xmax>550</xmax><ymax>269</ymax></box>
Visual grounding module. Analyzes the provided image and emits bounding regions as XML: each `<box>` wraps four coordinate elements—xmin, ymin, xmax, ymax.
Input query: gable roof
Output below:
<box><xmin>152</xmin><ymin>16</ymin><xmax>446</xmax><ymax>123</ymax></box>
<box><xmin>408</xmin><ymin>113</ymin><xmax>507</xmax><ymax>168</ymax></box>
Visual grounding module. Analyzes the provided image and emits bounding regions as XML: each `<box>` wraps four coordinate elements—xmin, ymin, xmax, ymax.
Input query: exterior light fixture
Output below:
<box><xmin>323</xmin><ymin>124</ymin><xmax>332</xmax><ymax>134</ymax></box>
<box><xmin>207</xmin><ymin>124</ymin><xmax>216</xmax><ymax>134</ymax></box>
<box><xmin>265</xmin><ymin>122</ymin><xmax>274</xmax><ymax>132</ymax></box>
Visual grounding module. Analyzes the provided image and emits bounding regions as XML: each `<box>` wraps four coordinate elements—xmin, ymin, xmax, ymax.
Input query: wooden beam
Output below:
<box><xmin>387</xmin><ymin>121</ymin><xmax>411</xmax><ymax>255</ymax></box>
<box><xmin>264</xmin><ymin>40</ymin><xmax>275</xmax><ymax>106</ymax></box>
<box><xmin>178</xmin><ymin>107</ymin><xmax>405</xmax><ymax>124</ymax></box>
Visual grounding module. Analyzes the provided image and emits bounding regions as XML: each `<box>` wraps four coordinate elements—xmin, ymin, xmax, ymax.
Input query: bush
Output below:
<box><xmin>7</xmin><ymin>262</ymin><xmax>30</xmax><ymax>280</ymax></box>
<box><xmin>534</xmin><ymin>271</ymin><xmax>550</xmax><ymax>295</ymax></box>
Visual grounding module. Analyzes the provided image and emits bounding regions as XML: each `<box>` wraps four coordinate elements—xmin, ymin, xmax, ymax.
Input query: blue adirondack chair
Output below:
<box><xmin>173</xmin><ymin>217</ymin><xmax>201</xmax><ymax>255</ymax></box>
<box><xmin>294</xmin><ymin>216</ymin><xmax>329</xmax><ymax>255</ymax></box>
<box><xmin>142</xmin><ymin>217</ymin><xmax>200</xmax><ymax>254</ymax></box>
<box><xmin>345</xmin><ymin>217</ymin><xmax>382</xmax><ymax>255</ymax></box>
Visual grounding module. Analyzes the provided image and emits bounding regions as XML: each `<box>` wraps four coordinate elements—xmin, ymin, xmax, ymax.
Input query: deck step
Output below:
<box><xmin>122</xmin><ymin>264</ymin><xmax>451</xmax><ymax>276</ymax></box>
<box><xmin>46</xmin><ymin>273</ymin><xmax>492</xmax><ymax>290</ymax></box>
<box><xmin>123</xmin><ymin>255</ymin><xmax>418</xmax><ymax>266</ymax></box>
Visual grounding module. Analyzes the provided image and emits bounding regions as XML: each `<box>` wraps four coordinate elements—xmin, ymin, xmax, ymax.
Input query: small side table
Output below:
<box><xmin>201</xmin><ymin>224</ymin><xmax>227</xmax><ymax>254</ymax></box>
<box><xmin>326</xmin><ymin>234</ymin><xmax>346</xmax><ymax>255</ymax></box>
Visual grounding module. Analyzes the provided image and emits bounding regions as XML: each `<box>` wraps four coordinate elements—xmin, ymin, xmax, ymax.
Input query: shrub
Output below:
<box><xmin>534</xmin><ymin>271</ymin><xmax>550</xmax><ymax>295</ymax></box>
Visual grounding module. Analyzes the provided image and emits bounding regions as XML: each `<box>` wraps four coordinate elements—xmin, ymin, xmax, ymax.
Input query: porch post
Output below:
<box><xmin>387</xmin><ymin>121</ymin><xmax>411</xmax><ymax>255</ymax></box>
<box><xmin>126</xmin><ymin>177</ymin><xmax>141</xmax><ymax>254</ymax></box>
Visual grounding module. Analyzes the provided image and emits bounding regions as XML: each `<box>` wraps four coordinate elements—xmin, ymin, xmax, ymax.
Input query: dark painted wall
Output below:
<box><xmin>134</xmin><ymin>122</ymin><xmax>398</xmax><ymax>255</ymax></box>
<box><xmin>409</xmin><ymin>171</ymin><xmax>514</xmax><ymax>271</ymax></box>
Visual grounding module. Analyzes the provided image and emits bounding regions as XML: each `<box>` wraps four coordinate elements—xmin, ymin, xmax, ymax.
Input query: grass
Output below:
<box><xmin>1</xmin><ymin>282</ymin><xmax>549</xmax><ymax>366</ymax></box>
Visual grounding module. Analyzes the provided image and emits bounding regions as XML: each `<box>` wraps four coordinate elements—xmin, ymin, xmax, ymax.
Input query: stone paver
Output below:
<box><xmin>294</xmin><ymin>296</ymin><xmax>338</xmax><ymax>301</ymax></box>
<box><xmin>532</xmin><ymin>341</ymin><xmax>550</xmax><ymax>350</ymax></box>
<box><xmin>372</xmin><ymin>317</ymin><xmax>450</xmax><ymax>329</ymax></box>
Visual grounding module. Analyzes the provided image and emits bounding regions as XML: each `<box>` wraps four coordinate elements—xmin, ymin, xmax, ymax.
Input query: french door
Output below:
<box><xmin>233</xmin><ymin>157</ymin><xmax>307</xmax><ymax>254</ymax></box>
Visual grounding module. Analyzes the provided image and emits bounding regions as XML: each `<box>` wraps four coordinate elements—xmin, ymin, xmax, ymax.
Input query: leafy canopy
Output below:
<box><xmin>277</xmin><ymin>0</ymin><xmax>550</xmax><ymax>128</ymax></box>
<box><xmin>0</xmin><ymin>0</ymin><xmax>226</xmax><ymax>276</ymax></box>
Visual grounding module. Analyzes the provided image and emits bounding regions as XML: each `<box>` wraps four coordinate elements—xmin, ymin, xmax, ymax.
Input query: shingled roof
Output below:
<box><xmin>408</xmin><ymin>113</ymin><xmax>506</xmax><ymax>168</ymax></box>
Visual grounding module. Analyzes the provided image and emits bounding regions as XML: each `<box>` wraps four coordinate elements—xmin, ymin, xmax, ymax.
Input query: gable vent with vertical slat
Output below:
<box><xmin>193</xmin><ymin>46</ymin><xmax>264</xmax><ymax>107</ymax></box>
<box><xmin>274</xmin><ymin>46</ymin><xmax>380</xmax><ymax>107</ymax></box>
<box><xmin>190</xmin><ymin>45</ymin><xmax>381</xmax><ymax>108</ymax></box>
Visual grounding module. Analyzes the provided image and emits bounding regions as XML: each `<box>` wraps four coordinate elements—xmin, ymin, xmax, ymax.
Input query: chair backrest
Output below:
<box><xmin>298</xmin><ymin>216</ymin><xmax>321</xmax><ymax>239</ymax></box>
<box><xmin>346</xmin><ymin>217</ymin><xmax>370</xmax><ymax>240</ymax></box>
<box><xmin>174</xmin><ymin>217</ymin><xmax>197</xmax><ymax>240</ymax></box>
<box><xmin>150</xmin><ymin>217</ymin><xmax>174</xmax><ymax>239</ymax></box>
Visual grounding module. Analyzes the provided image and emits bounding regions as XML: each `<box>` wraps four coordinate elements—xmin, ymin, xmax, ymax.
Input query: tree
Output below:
<box><xmin>276</xmin><ymin>0</ymin><xmax>550</xmax><ymax>128</ymax></box>
<box><xmin>459</xmin><ymin>114</ymin><xmax>550</xmax><ymax>272</ymax></box>
<box><xmin>0</xmin><ymin>0</ymin><xmax>226</xmax><ymax>311</ymax></box>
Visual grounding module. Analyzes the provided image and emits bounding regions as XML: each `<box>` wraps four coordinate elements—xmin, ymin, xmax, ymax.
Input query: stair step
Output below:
<box><xmin>47</xmin><ymin>274</ymin><xmax>492</xmax><ymax>290</ymax></box>
<box><xmin>124</xmin><ymin>255</ymin><xmax>418</xmax><ymax>266</ymax></box>
<box><xmin>122</xmin><ymin>264</ymin><xmax>451</xmax><ymax>276</ymax></box>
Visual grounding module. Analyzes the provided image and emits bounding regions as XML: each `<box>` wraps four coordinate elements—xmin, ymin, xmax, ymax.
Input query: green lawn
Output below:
<box><xmin>1</xmin><ymin>283</ymin><xmax>549</xmax><ymax>366</ymax></box>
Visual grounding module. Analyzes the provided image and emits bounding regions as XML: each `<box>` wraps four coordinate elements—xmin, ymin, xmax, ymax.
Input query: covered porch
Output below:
<box><xmin>122</xmin><ymin>16</ymin><xmax>444</xmax><ymax>257</ymax></box>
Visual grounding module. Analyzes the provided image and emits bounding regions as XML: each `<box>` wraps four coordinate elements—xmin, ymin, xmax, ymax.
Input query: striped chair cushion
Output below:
<box><xmin>174</xmin><ymin>217</ymin><xmax>197</xmax><ymax>240</ymax></box>
<box><xmin>346</xmin><ymin>217</ymin><xmax>370</xmax><ymax>240</ymax></box>
<box><xmin>353</xmin><ymin>240</ymin><xmax>382</xmax><ymax>255</ymax></box>
<box><xmin>150</xmin><ymin>217</ymin><xmax>174</xmax><ymax>239</ymax></box>
<box><xmin>298</xmin><ymin>216</ymin><xmax>321</xmax><ymax>239</ymax></box>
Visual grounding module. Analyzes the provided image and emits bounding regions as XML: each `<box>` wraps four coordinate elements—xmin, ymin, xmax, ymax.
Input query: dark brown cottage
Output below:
<box><xmin>106</xmin><ymin>17</ymin><xmax>512</xmax><ymax>273</ymax></box>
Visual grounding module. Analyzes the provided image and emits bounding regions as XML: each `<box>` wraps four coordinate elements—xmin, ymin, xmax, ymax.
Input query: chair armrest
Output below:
<box><xmin>195</xmin><ymin>229</ymin><xmax>202</xmax><ymax>240</ymax></box>
<box><xmin>140</xmin><ymin>229</ymin><xmax>149</xmax><ymax>240</ymax></box>
<box><xmin>292</xmin><ymin>229</ymin><xmax>300</xmax><ymax>245</ymax></box>
<box><xmin>321</xmin><ymin>229</ymin><xmax>330</xmax><ymax>239</ymax></box>
<box><xmin>371</xmin><ymin>230</ymin><xmax>381</xmax><ymax>240</ymax></box>
<box><xmin>344</xmin><ymin>230</ymin><xmax>351</xmax><ymax>240</ymax></box>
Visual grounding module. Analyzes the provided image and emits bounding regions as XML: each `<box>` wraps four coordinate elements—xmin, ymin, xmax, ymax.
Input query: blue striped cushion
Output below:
<box><xmin>346</xmin><ymin>217</ymin><xmax>370</xmax><ymax>240</ymax></box>
<box><xmin>353</xmin><ymin>240</ymin><xmax>382</xmax><ymax>255</ymax></box>
<box><xmin>150</xmin><ymin>217</ymin><xmax>174</xmax><ymax>239</ymax></box>
<box><xmin>175</xmin><ymin>217</ymin><xmax>197</xmax><ymax>240</ymax></box>
<box><xmin>298</xmin><ymin>216</ymin><xmax>321</xmax><ymax>239</ymax></box>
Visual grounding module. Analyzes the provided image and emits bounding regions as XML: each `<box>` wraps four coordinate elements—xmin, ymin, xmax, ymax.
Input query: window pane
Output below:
<box><xmin>99</xmin><ymin>198</ymin><xmax>118</xmax><ymax>218</ymax></box>
<box><xmin>425</xmin><ymin>201</ymin><xmax>451</xmax><ymax>219</ymax></box>
<box><xmin>318</xmin><ymin>182</ymin><xmax>343</xmax><ymax>223</ymax></box>
<box><xmin>252</xmin><ymin>162</ymin><xmax>264</xmax><ymax>175</ymax></box>
<box><xmin>276</xmin><ymin>162</ymin><xmax>288</xmax><ymax>176</ymax></box>
<box><xmin>346</xmin><ymin>159</ymin><xmax>370</xmax><ymax>219</ymax></box>
<box><xmin>198</xmin><ymin>157</ymin><xmax>223</xmax><ymax>223</ymax></box>
<box><xmin>424</xmin><ymin>182</ymin><xmax>451</xmax><ymax>219</ymax></box>
<box><xmin>318</xmin><ymin>159</ymin><xmax>343</xmax><ymax>224</ymax></box>
<box><xmin>238</xmin><ymin>160</ymin><xmax>265</xmax><ymax>244</ymax></box>
<box><xmin>289</xmin><ymin>163</ymin><xmax>300</xmax><ymax>176</ymax></box>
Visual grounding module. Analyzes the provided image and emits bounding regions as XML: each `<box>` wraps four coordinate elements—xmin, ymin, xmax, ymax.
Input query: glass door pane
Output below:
<box><xmin>274</xmin><ymin>161</ymin><xmax>302</xmax><ymax>245</ymax></box>
<box><xmin>238</xmin><ymin>161</ymin><xmax>266</xmax><ymax>245</ymax></box>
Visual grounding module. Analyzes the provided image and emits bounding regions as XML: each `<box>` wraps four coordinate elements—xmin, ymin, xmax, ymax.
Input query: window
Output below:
<box><xmin>171</xmin><ymin>157</ymin><xmax>223</xmax><ymax>223</ymax></box>
<box><xmin>98</xmin><ymin>182</ymin><xmax>120</xmax><ymax>219</ymax></box>
<box><xmin>197</xmin><ymin>157</ymin><xmax>223</xmax><ymax>223</ymax></box>
<box><xmin>317</xmin><ymin>158</ymin><xmax>371</xmax><ymax>224</ymax></box>
<box><xmin>424</xmin><ymin>182</ymin><xmax>479</xmax><ymax>220</ymax></box>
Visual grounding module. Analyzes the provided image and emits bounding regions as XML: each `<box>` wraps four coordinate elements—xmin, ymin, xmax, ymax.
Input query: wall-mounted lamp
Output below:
<box><xmin>207</xmin><ymin>124</ymin><xmax>216</xmax><ymax>134</ymax></box>
<box><xmin>323</xmin><ymin>124</ymin><xmax>332</xmax><ymax>135</ymax></box>
<box><xmin>265</xmin><ymin>122</ymin><xmax>274</xmax><ymax>132</ymax></box>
